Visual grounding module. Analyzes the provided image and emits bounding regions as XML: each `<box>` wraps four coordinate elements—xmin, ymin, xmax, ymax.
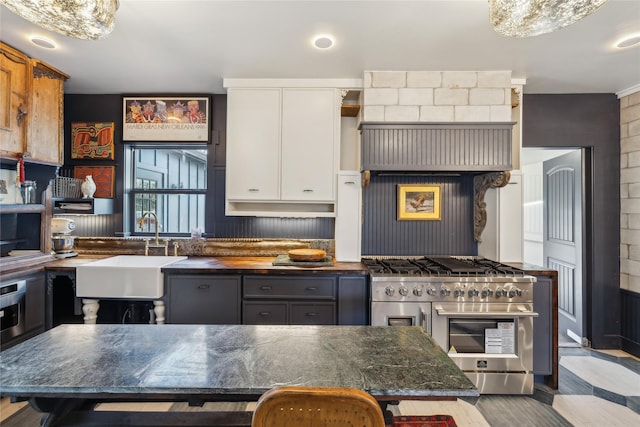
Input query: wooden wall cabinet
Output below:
<box><xmin>0</xmin><ymin>42</ymin><xmax>68</xmax><ymax>165</ymax></box>
<box><xmin>0</xmin><ymin>43</ymin><xmax>30</xmax><ymax>159</ymax></box>
<box><xmin>28</xmin><ymin>59</ymin><xmax>68</xmax><ymax>165</ymax></box>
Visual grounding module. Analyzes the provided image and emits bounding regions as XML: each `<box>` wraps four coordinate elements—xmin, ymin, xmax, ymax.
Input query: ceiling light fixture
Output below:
<box><xmin>489</xmin><ymin>0</ymin><xmax>609</xmax><ymax>38</ymax></box>
<box><xmin>313</xmin><ymin>35</ymin><xmax>335</xmax><ymax>49</ymax></box>
<box><xmin>29</xmin><ymin>35</ymin><xmax>57</xmax><ymax>49</ymax></box>
<box><xmin>616</xmin><ymin>34</ymin><xmax>640</xmax><ymax>49</ymax></box>
<box><xmin>0</xmin><ymin>0</ymin><xmax>119</xmax><ymax>40</ymax></box>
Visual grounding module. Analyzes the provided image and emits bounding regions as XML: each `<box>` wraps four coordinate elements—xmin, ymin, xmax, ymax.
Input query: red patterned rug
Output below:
<box><xmin>388</xmin><ymin>415</ymin><xmax>458</xmax><ymax>427</ymax></box>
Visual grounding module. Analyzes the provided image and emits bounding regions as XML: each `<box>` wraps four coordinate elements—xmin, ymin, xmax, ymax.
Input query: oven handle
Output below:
<box><xmin>434</xmin><ymin>306</ymin><xmax>538</xmax><ymax>318</ymax></box>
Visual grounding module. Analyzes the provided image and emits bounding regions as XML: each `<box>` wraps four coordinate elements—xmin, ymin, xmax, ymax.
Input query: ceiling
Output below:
<box><xmin>1</xmin><ymin>0</ymin><xmax>639</xmax><ymax>95</ymax></box>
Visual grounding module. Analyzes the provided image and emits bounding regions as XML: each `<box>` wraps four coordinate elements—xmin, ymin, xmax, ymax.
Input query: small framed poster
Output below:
<box><xmin>74</xmin><ymin>166</ymin><xmax>115</xmax><ymax>198</ymax></box>
<box><xmin>71</xmin><ymin>122</ymin><xmax>115</xmax><ymax>159</ymax></box>
<box><xmin>122</xmin><ymin>96</ymin><xmax>210</xmax><ymax>142</ymax></box>
<box><xmin>397</xmin><ymin>184</ymin><xmax>442</xmax><ymax>220</ymax></box>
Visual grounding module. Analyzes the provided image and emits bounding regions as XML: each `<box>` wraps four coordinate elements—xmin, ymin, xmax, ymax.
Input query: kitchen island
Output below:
<box><xmin>0</xmin><ymin>324</ymin><xmax>477</xmax><ymax>426</ymax></box>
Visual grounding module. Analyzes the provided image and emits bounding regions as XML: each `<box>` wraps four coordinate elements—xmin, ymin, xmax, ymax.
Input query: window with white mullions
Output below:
<box><xmin>128</xmin><ymin>146</ymin><xmax>207</xmax><ymax>236</ymax></box>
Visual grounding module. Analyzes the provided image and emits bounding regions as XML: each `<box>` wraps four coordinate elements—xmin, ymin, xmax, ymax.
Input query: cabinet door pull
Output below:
<box><xmin>248</xmin><ymin>188</ymin><xmax>259</xmax><ymax>192</ymax></box>
<box><xmin>197</xmin><ymin>284</ymin><xmax>210</xmax><ymax>290</ymax></box>
<box><xmin>306</xmin><ymin>287</ymin><xmax>318</xmax><ymax>291</ymax></box>
<box><xmin>306</xmin><ymin>312</ymin><xmax>318</xmax><ymax>317</ymax></box>
<box><xmin>259</xmin><ymin>312</ymin><xmax>271</xmax><ymax>317</ymax></box>
<box><xmin>344</xmin><ymin>181</ymin><xmax>355</xmax><ymax>185</ymax></box>
<box><xmin>259</xmin><ymin>285</ymin><xmax>272</xmax><ymax>291</ymax></box>
<box><xmin>302</xmin><ymin>189</ymin><xmax>313</xmax><ymax>192</ymax></box>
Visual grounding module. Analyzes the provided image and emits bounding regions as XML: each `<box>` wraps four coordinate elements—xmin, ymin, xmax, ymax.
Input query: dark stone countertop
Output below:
<box><xmin>45</xmin><ymin>255</ymin><xmax>368</xmax><ymax>275</ymax></box>
<box><xmin>0</xmin><ymin>324</ymin><xmax>477</xmax><ymax>401</ymax></box>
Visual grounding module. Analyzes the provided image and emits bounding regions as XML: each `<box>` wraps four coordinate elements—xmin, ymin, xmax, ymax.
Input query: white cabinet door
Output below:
<box><xmin>335</xmin><ymin>171</ymin><xmax>362</xmax><ymax>262</ymax></box>
<box><xmin>226</xmin><ymin>88</ymin><xmax>281</xmax><ymax>200</ymax></box>
<box><xmin>281</xmin><ymin>88</ymin><xmax>338</xmax><ymax>202</ymax></box>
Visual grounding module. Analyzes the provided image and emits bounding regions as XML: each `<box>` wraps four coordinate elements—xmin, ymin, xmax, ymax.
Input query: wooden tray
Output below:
<box><xmin>288</xmin><ymin>249</ymin><xmax>326</xmax><ymax>261</ymax></box>
<box><xmin>272</xmin><ymin>255</ymin><xmax>334</xmax><ymax>267</ymax></box>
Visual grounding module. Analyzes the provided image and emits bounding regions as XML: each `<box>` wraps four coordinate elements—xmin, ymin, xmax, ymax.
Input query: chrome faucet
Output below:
<box><xmin>138</xmin><ymin>211</ymin><xmax>160</xmax><ymax>245</ymax></box>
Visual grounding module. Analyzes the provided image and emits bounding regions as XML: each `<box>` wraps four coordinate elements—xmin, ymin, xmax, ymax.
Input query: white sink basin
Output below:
<box><xmin>76</xmin><ymin>255</ymin><xmax>187</xmax><ymax>299</ymax></box>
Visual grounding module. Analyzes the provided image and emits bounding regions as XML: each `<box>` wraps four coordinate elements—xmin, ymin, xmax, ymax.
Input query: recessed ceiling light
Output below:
<box><xmin>312</xmin><ymin>35</ymin><xmax>335</xmax><ymax>50</ymax></box>
<box><xmin>615</xmin><ymin>34</ymin><xmax>640</xmax><ymax>49</ymax></box>
<box><xmin>29</xmin><ymin>35</ymin><xmax>57</xmax><ymax>49</ymax></box>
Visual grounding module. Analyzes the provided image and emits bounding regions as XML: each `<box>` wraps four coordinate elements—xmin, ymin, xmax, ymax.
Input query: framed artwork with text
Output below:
<box><xmin>122</xmin><ymin>96</ymin><xmax>210</xmax><ymax>142</ymax></box>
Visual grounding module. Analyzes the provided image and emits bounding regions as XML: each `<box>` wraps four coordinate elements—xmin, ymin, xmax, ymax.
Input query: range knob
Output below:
<box><xmin>468</xmin><ymin>286</ymin><xmax>480</xmax><ymax>297</ymax></box>
<box><xmin>495</xmin><ymin>287</ymin><xmax>506</xmax><ymax>298</ymax></box>
<box><xmin>481</xmin><ymin>286</ymin><xmax>494</xmax><ymax>298</ymax></box>
<box><xmin>413</xmin><ymin>287</ymin><xmax>423</xmax><ymax>297</ymax></box>
<box><xmin>398</xmin><ymin>286</ymin><xmax>409</xmax><ymax>297</ymax></box>
<box><xmin>440</xmin><ymin>286</ymin><xmax>451</xmax><ymax>297</ymax></box>
<box><xmin>426</xmin><ymin>286</ymin><xmax>437</xmax><ymax>296</ymax></box>
<box><xmin>507</xmin><ymin>286</ymin><xmax>522</xmax><ymax>298</ymax></box>
<box><xmin>385</xmin><ymin>286</ymin><xmax>395</xmax><ymax>296</ymax></box>
<box><xmin>453</xmin><ymin>286</ymin><xmax>465</xmax><ymax>297</ymax></box>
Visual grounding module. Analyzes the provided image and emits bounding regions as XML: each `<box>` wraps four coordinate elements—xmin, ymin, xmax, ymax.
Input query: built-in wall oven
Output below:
<box><xmin>367</xmin><ymin>256</ymin><xmax>538</xmax><ymax>395</ymax></box>
<box><xmin>1</xmin><ymin>279</ymin><xmax>26</xmax><ymax>343</ymax></box>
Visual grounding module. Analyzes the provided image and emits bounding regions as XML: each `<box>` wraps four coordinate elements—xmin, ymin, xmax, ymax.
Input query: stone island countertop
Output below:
<box><xmin>0</xmin><ymin>324</ymin><xmax>477</xmax><ymax>402</ymax></box>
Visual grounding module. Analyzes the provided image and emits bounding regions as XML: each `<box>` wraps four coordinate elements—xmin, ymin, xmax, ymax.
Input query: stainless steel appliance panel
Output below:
<box><xmin>371</xmin><ymin>301</ymin><xmax>431</xmax><ymax>334</ymax></box>
<box><xmin>1</xmin><ymin>279</ymin><xmax>26</xmax><ymax>342</ymax></box>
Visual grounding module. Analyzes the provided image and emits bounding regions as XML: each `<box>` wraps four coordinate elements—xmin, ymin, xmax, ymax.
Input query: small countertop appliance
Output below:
<box><xmin>51</xmin><ymin>218</ymin><xmax>77</xmax><ymax>259</ymax></box>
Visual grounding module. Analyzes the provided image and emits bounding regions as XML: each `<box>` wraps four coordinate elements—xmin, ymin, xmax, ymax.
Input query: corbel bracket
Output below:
<box><xmin>473</xmin><ymin>171</ymin><xmax>510</xmax><ymax>242</ymax></box>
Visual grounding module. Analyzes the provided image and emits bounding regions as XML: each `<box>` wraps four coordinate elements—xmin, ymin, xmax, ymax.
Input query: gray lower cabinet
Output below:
<box><xmin>533</xmin><ymin>275</ymin><xmax>553</xmax><ymax>375</ymax></box>
<box><xmin>165</xmin><ymin>275</ymin><xmax>241</xmax><ymax>324</ymax></box>
<box><xmin>24</xmin><ymin>271</ymin><xmax>46</xmax><ymax>334</ymax></box>
<box><xmin>243</xmin><ymin>276</ymin><xmax>336</xmax><ymax>325</ymax></box>
<box><xmin>165</xmin><ymin>273</ymin><xmax>368</xmax><ymax>326</ymax></box>
<box><xmin>337</xmin><ymin>276</ymin><xmax>368</xmax><ymax>325</ymax></box>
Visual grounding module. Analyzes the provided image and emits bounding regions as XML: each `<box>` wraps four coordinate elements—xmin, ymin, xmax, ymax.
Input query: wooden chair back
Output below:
<box><xmin>251</xmin><ymin>386</ymin><xmax>386</xmax><ymax>427</ymax></box>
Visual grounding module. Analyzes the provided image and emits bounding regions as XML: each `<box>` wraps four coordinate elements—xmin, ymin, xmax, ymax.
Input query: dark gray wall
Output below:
<box><xmin>361</xmin><ymin>174</ymin><xmax>477</xmax><ymax>256</ymax></box>
<box><xmin>64</xmin><ymin>94</ymin><xmax>334</xmax><ymax>239</ymax></box>
<box><xmin>522</xmin><ymin>94</ymin><xmax>620</xmax><ymax>349</ymax></box>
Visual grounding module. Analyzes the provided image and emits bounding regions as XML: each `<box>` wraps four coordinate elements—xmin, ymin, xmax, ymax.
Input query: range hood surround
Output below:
<box><xmin>360</xmin><ymin>122</ymin><xmax>514</xmax><ymax>173</ymax></box>
<box><xmin>360</xmin><ymin>121</ymin><xmax>514</xmax><ymax>244</ymax></box>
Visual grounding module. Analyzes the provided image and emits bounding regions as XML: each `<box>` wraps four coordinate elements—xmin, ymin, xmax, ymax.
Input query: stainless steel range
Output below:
<box><xmin>366</xmin><ymin>256</ymin><xmax>538</xmax><ymax>395</ymax></box>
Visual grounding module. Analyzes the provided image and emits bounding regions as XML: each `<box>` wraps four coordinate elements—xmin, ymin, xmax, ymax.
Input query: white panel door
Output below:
<box><xmin>226</xmin><ymin>88</ymin><xmax>281</xmax><ymax>200</ymax></box>
<box><xmin>280</xmin><ymin>88</ymin><xmax>337</xmax><ymax>201</ymax></box>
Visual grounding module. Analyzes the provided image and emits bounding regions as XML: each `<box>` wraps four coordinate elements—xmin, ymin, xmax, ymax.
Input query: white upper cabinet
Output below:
<box><xmin>224</xmin><ymin>79</ymin><xmax>358</xmax><ymax>217</ymax></box>
<box><xmin>280</xmin><ymin>88</ymin><xmax>338</xmax><ymax>202</ymax></box>
<box><xmin>226</xmin><ymin>88</ymin><xmax>281</xmax><ymax>201</ymax></box>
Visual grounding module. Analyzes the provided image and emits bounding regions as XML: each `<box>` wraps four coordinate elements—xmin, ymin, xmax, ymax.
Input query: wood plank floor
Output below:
<box><xmin>2</xmin><ymin>347</ymin><xmax>638</xmax><ymax>426</ymax></box>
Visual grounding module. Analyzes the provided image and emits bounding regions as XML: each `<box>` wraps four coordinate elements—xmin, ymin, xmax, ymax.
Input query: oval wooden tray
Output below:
<box><xmin>288</xmin><ymin>249</ymin><xmax>326</xmax><ymax>261</ymax></box>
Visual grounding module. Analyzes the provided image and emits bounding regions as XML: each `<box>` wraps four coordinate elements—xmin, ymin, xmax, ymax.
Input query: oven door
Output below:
<box><xmin>371</xmin><ymin>301</ymin><xmax>431</xmax><ymax>334</ymax></box>
<box><xmin>431</xmin><ymin>302</ymin><xmax>538</xmax><ymax>394</ymax></box>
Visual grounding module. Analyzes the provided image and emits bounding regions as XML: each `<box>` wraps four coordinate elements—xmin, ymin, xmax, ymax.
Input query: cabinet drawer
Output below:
<box><xmin>243</xmin><ymin>276</ymin><xmax>336</xmax><ymax>299</ymax></box>
<box><xmin>243</xmin><ymin>302</ymin><xmax>287</xmax><ymax>324</ymax></box>
<box><xmin>290</xmin><ymin>303</ymin><xmax>335</xmax><ymax>325</ymax></box>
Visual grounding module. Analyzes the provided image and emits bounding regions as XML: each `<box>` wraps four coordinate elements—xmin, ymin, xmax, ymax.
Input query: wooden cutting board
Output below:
<box><xmin>288</xmin><ymin>249</ymin><xmax>326</xmax><ymax>261</ymax></box>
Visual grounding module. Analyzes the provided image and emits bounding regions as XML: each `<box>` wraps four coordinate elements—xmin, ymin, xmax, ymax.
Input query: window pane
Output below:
<box><xmin>133</xmin><ymin>148</ymin><xmax>207</xmax><ymax>190</ymax></box>
<box><xmin>135</xmin><ymin>193</ymin><xmax>205</xmax><ymax>234</ymax></box>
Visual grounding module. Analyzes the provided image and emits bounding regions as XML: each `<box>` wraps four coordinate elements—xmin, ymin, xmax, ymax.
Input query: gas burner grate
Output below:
<box><xmin>362</xmin><ymin>256</ymin><xmax>527</xmax><ymax>277</ymax></box>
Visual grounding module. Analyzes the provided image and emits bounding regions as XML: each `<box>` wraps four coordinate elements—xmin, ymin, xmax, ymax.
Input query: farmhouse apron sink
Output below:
<box><xmin>76</xmin><ymin>255</ymin><xmax>187</xmax><ymax>324</ymax></box>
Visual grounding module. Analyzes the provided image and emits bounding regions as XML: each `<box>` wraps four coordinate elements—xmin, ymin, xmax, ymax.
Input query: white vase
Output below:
<box><xmin>81</xmin><ymin>175</ymin><xmax>97</xmax><ymax>199</ymax></box>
